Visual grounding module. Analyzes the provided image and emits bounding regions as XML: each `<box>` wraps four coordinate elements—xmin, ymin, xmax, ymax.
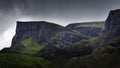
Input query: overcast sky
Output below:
<box><xmin>0</xmin><ymin>0</ymin><xmax>120</xmax><ymax>50</ymax></box>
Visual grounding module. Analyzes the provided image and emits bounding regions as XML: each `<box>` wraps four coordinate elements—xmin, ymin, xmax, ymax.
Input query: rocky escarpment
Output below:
<box><xmin>63</xmin><ymin>9</ymin><xmax>120</xmax><ymax>68</ymax></box>
<box><xmin>2</xmin><ymin>9</ymin><xmax>120</xmax><ymax>68</ymax></box>
<box><xmin>2</xmin><ymin>20</ymin><xmax>103</xmax><ymax>67</ymax></box>
<box><xmin>12</xmin><ymin>21</ymin><xmax>65</xmax><ymax>45</ymax></box>
<box><xmin>66</xmin><ymin>21</ymin><xmax>104</xmax><ymax>37</ymax></box>
<box><xmin>100</xmin><ymin>9</ymin><xmax>120</xmax><ymax>46</ymax></box>
<box><xmin>37</xmin><ymin>31</ymin><xmax>92</xmax><ymax>59</ymax></box>
<box><xmin>32</xmin><ymin>22</ymin><xmax>104</xmax><ymax>60</ymax></box>
<box><xmin>4</xmin><ymin>21</ymin><xmax>91</xmax><ymax>56</ymax></box>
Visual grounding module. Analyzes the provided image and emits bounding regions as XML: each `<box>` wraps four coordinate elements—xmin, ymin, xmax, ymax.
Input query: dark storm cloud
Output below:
<box><xmin>9</xmin><ymin>0</ymin><xmax>120</xmax><ymax>23</ymax></box>
<box><xmin>0</xmin><ymin>0</ymin><xmax>120</xmax><ymax>33</ymax></box>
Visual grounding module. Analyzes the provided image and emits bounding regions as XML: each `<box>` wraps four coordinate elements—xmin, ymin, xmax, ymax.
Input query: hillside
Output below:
<box><xmin>63</xmin><ymin>9</ymin><xmax>120</xmax><ymax>68</ymax></box>
<box><xmin>1</xmin><ymin>9</ymin><xmax>120</xmax><ymax>68</ymax></box>
<box><xmin>0</xmin><ymin>53</ymin><xmax>58</xmax><ymax>68</ymax></box>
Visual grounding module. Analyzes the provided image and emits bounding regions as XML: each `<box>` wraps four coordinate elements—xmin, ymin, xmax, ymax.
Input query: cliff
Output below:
<box><xmin>66</xmin><ymin>21</ymin><xmax>104</xmax><ymax>37</ymax></box>
<box><xmin>2</xmin><ymin>20</ymin><xmax>104</xmax><ymax>66</ymax></box>
<box><xmin>12</xmin><ymin>21</ymin><xmax>104</xmax><ymax>46</ymax></box>
<box><xmin>12</xmin><ymin>21</ymin><xmax>65</xmax><ymax>45</ymax></box>
<box><xmin>100</xmin><ymin>9</ymin><xmax>120</xmax><ymax>46</ymax></box>
<box><xmin>1</xmin><ymin>9</ymin><xmax>120</xmax><ymax>68</ymax></box>
<box><xmin>62</xmin><ymin>9</ymin><xmax>120</xmax><ymax>68</ymax></box>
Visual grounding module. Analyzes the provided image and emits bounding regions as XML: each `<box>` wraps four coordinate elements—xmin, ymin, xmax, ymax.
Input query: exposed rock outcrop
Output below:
<box><xmin>12</xmin><ymin>21</ymin><xmax>65</xmax><ymax>45</ymax></box>
<box><xmin>63</xmin><ymin>9</ymin><xmax>120</xmax><ymax>68</ymax></box>
<box><xmin>37</xmin><ymin>31</ymin><xmax>92</xmax><ymax>60</ymax></box>
<box><xmin>2</xmin><ymin>9</ymin><xmax>120</xmax><ymax>68</ymax></box>
<box><xmin>100</xmin><ymin>9</ymin><xmax>120</xmax><ymax>46</ymax></box>
<box><xmin>2</xmin><ymin>21</ymin><xmax>103</xmax><ymax>62</ymax></box>
<box><xmin>66</xmin><ymin>21</ymin><xmax>104</xmax><ymax>37</ymax></box>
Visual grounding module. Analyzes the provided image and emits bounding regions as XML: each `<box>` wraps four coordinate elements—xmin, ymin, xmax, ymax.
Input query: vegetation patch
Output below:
<box><xmin>0</xmin><ymin>53</ymin><xmax>59</xmax><ymax>68</ymax></box>
<box><xmin>75</xmin><ymin>37</ymin><xmax>96</xmax><ymax>45</ymax></box>
<box><xmin>10</xmin><ymin>37</ymin><xmax>45</xmax><ymax>55</ymax></box>
<box><xmin>64</xmin><ymin>52</ymin><xmax>120</xmax><ymax>68</ymax></box>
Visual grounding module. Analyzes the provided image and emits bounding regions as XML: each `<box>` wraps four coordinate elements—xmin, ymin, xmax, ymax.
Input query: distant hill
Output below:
<box><xmin>67</xmin><ymin>21</ymin><xmax>104</xmax><ymax>28</ymax></box>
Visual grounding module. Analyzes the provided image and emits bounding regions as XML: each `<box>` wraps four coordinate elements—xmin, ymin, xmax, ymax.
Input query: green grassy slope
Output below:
<box><xmin>7</xmin><ymin>37</ymin><xmax>45</xmax><ymax>56</ymax></box>
<box><xmin>0</xmin><ymin>53</ymin><xmax>59</xmax><ymax>68</ymax></box>
<box><xmin>63</xmin><ymin>37</ymin><xmax>120</xmax><ymax>68</ymax></box>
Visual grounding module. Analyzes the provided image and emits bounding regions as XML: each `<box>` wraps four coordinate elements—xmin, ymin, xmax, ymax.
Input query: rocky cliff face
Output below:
<box><xmin>66</xmin><ymin>21</ymin><xmax>104</xmax><ymax>37</ymax></box>
<box><xmin>100</xmin><ymin>9</ymin><xmax>120</xmax><ymax>46</ymax></box>
<box><xmin>12</xmin><ymin>21</ymin><xmax>65</xmax><ymax>45</ymax></box>
<box><xmin>2</xmin><ymin>9</ymin><xmax>120</xmax><ymax>68</ymax></box>
<box><xmin>63</xmin><ymin>9</ymin><xmax>120</xmax><ymax>68</ymax></box>
<box><xmin>2</xmin><ymin>20</ymin><xmax>103</xmax><ymax>62</ymax></box>
<box><xmin>37</xmin><ymin>31</ymin><xmax>91</xmax><ymax>59</ymax></box>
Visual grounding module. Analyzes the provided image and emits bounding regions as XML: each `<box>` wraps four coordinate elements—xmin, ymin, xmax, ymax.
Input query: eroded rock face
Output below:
<box><xmin>101</xmin><ymin>9</ymin><xmax>120</xmax><ymax>45</ymax></box>
<box><xmin>12</xmin><ymin>21</ymin><xmax>65</xmax><ymax>45</ymax></box>
<box><xmin>4</xmin><ymin>21</ymin><xmax>103</xmax><ymax>61</ymax></box>
<box><xmin>37</xmin><ymin>31</ymin><xmax>89</xmax><ymax>59</ymax></box>
<box><xmin>12</xmin><ymin>21</ymin><xmax>104</xmax><ymax>46</ymax></box>
<box><xmin>55</xmin><ymin>31</ymin><xmax>86</xmax><ymax>47</ymax></box>
<box><xmin>66</xmin><ymin>22</ymin><xmax>104</xmax><ymax>37</ymax></box>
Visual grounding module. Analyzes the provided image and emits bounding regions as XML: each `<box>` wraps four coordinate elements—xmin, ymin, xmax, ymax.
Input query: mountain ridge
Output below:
<box><xmin>2</xmin><ymin>20</ymin><xmax>104</xmax><ymax>58</ymax></box>
<box><xmin>1</xmin><ymin>9</ymin><xmax>120</xmax><ymax>68</ymax></box>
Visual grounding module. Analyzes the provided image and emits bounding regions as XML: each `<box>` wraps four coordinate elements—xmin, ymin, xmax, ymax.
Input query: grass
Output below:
<box><xmin>21</xmin><ymin>37</ymin><xmax>45</xmax><ymax>55</ymax></box>
<box><xmin>54</xmin><ymin>33</ymin><xmax>59</xmax><ymax>38</ymax></box>
<box><xmin>64</xmin><ymin>52</ymin><xmax>120</xmax><ymax>68</ymax></box>
<box><xmin>21</xmin><ymin>37</ymin><xmax>33</xmax><ymax>46</ymax></box>
<box><xmin>0</xmin><ymin>53</ymin><xmax>59</xmax><ymax>68</ymax></box>
<box><xmin>75</xmin><ymin>37</ymin><xmax>97</xmax><ymax>47</ymax></box>
<box><xmin>56</xmin><ymin>44</ymin><xmax>61</xmax><ymax>48</ymax></box>
<box><xmin>64</xmin><ymin>41</ymin><xmax>120</xmax><ymax>68</ymax></box>
<box><xmin>71</xmin><ymin>30</ymin><xmax>81</xmax><ymax>34</ymax></box>
<box><xmin>10</xmin><ymin>37</ymin><xmax>45</xmax><ymax>55</ymax></box>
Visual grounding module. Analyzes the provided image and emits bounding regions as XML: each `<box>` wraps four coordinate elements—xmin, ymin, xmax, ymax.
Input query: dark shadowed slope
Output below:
<box><xmin>63</xmin><ymin>9</ymin><xmax>120</xmax><ymax>68</ymax></box>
